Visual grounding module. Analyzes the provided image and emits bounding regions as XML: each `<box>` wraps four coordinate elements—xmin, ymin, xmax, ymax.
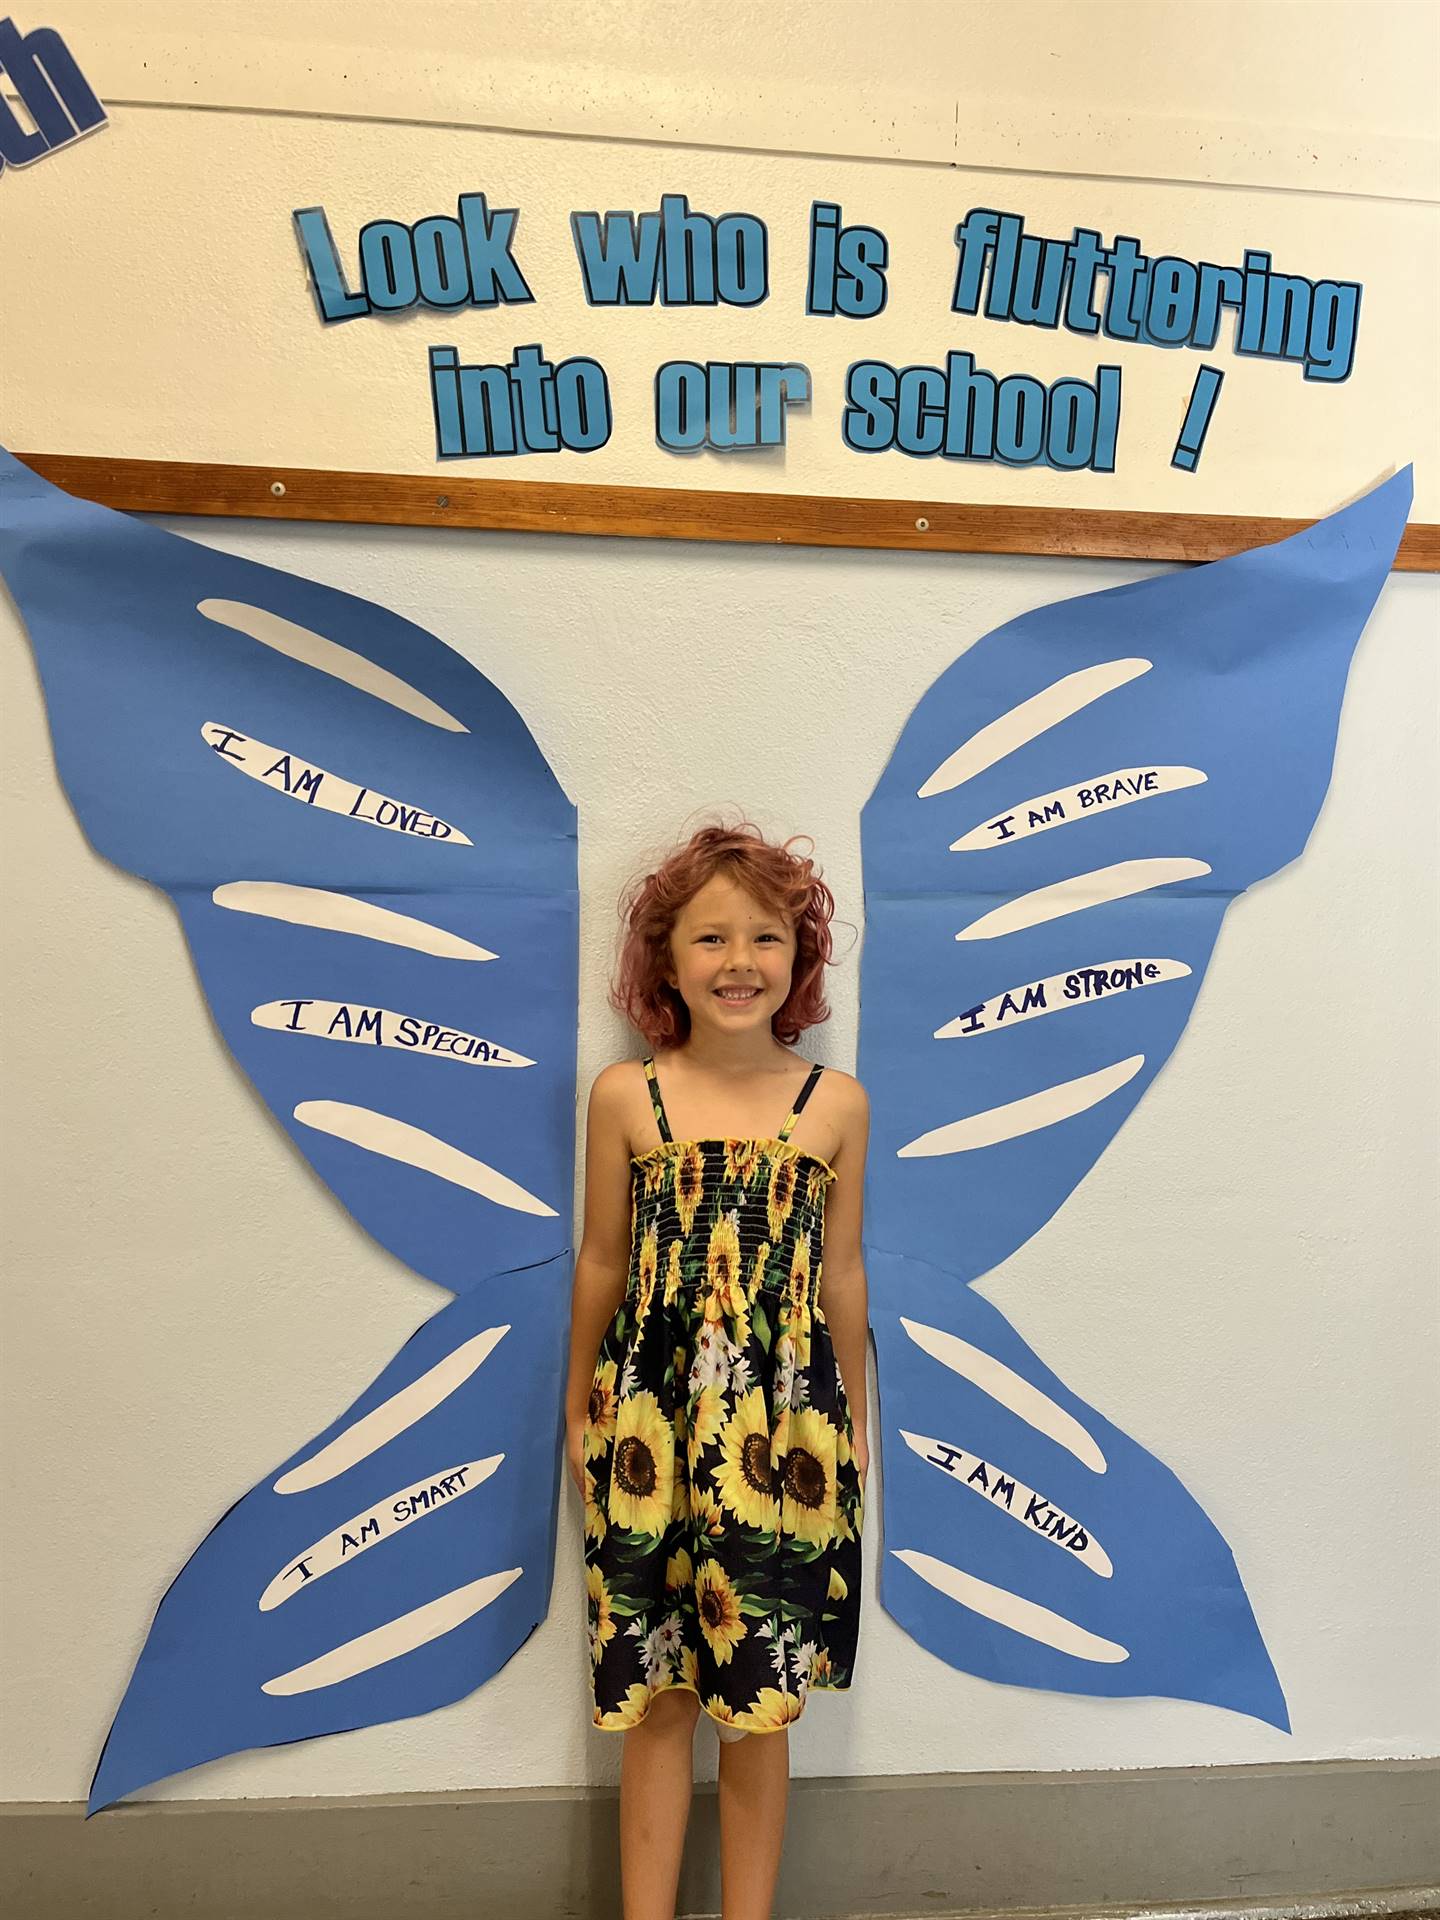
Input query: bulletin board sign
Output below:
<box><xmin>3</xmin><ymin>32</ymin><xmax>1437</xmax><ymax>558</ymax></box>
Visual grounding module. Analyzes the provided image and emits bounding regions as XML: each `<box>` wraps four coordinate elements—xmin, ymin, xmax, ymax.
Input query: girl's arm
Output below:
<box><xmin>564</xmin><ymin>1064</ymin><xmax>635</xmax><ymax>1493</ymax></box>
<box><xmin>820</xmin><ymin>1077</ymin><xmax>871</xmax><ymax>1484</ymax></box>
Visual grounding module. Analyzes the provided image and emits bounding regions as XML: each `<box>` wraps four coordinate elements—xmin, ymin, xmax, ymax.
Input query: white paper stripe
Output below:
<box><xmin>935</xmin><ymin>959</ymin><xmax>1190</xmax><ymax>1039</ymax></box>
<box><xmin>897</xmin><ymin>1055</ymin><xmax>1143</xmax><ymax>1157</ymax></box>
<box><xmin>899</xmin><ymin>1318</ymin><xmax>1106</xmax><ymax>1472</ymax></box>
<box><xmin>212</xmin><ymin>882</ymin><xmax>496</xmax><ymax>961</ymax></box>
<box><xmin>261</xmin><ymin>1567</ymin><xmax>523</xmax><ymax>1695</ymax></box>
<box><xmin>900</xmin><ymin>1430</ymin><xmax>1112</xmax><ymax>1576</ymax></box>
<box><xmin>253</xmin><ymin>999</ymin><xmax>532</xmax><ymax>1067</ymax></box>
<box><xmin>955</xmin><ymin>858</ymin><xmax>1212</xmax><ymax>941</ymax></box>
<box><xmin>294</xmin><ymin>1102</ymin><xmax>559</xmax><ymax>1217</ymax></box>
<box><xmin>918</xmin><ymin>659</ymin><xmax>1151</xmax><ymax>798</ymax></box>
<box><xmin>201</xmin><ymin>722</ymin><xmax>471</xmax><ymax>845</ymax></box>
<box><xmin>274</xmin><ymin>1325</ymin><xmax>509</xmax><ymax>1494</ymax></box>
<box><xmin>260</xmin><ymin>1457</ymin><xmax>504</xmax><ymax>1608</ymax></box>
<box><xmin>892</xmin><ymin>1549</ymin><xmax>1129</xmax><ymax>1662</ymax></box>
<box><xmin>198</xmin><ymin>599</ymin><xmax>469</xmax><ymax>733</ymax></box>
<box><xmin>951</xmin><ymin>766</ymin><xmax>1206</xmax><ymax>850</ymax></box>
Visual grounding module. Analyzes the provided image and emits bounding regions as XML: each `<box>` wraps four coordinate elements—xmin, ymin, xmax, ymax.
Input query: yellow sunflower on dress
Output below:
<box><xmin>689</xmin><ymin>1483</ymin><xmax>728</xmax><ymax>1539</ymax></box>
<box><xmin>694</xmin><ymin>1558</ymin><xmax>747</xmax><ymax>1665</ymax></box>
<box><xmin>738</xmin><ymin>1686</ymin><xmax>803</xmax><ymax>1732</ymax></box>
<box><xmin>687</xmin><ymin>1382</ymin><xmax>726</xmax><ymax>1472</ymax></box>
<box><xmin>664</xmin><ymin>1546</ymin><xmax>693</xmax><ymax>1592</ymax></box>
<box><xmin>586</xmin><ymin>1564</ymin><xmax>616</xmax><ymax>1664</ymax></box>
<box><xmin>702</xmin><ymin>1210</ymin><xmax>747</xmax><ymax>1329</ymax></box>
<box><xmin>704</xmin><ymin>1692</ymin><xmax>738</xmax><ymax>1726</ymax></box>
<box><xmin>724</xmin><ymin>1138</ymin><xmax>763</xmax><ymax>1186</ymax></box>
<box><xmin>675</xmin><ymin>1142</ymin><xmax>706</xmax><ymax>1236</ymax></box>
<box><xmin>663</xmin><ymin>1241</ymin><xmax>683</xmax><ymax>1306</ymax></box>
<box><xmin>635</xmin><ymin>1224</ymin><xmax>659</xmax><ymax>1317</ymax></box>
<box><xmin>779</xmin><ymin>1239</ymin><xmax>813</xmax><ymax>1366</ymax></box>
<box><xmin>766</xmin><ymin>1150</ymin><xmax>798</xmax><ymax>1241</ymax></box>
<box><xmin>810</xmin><ymin>1647</ymin><xmax>834</xmax><ymax>1687</ymax></box>
<box><xmin>827</xmin><ymin>1566</ymin><xmax>848</xmax><ymax>1602</ymax></box>
<box><xmin>786</xmin><ymin>1232</ymin><xmax>811</xmax><ymax>1310</ymax></box>
<box><xmin>584</xmin><ymin>1359</ymin><xmax>618</xmax><ymax>1461</ymax></box>
<box><xmin>806</xmin><ymin>1161</ymin><xmax>830</xmax><ymax>1205</ymax></box>
<box><xmin>713</xmin><ymin>1386</ymin><xmax>780</xmax><ymax>1532</ymax></box>
<box><xmin>641</xmin><ymin>1150</ymin><xmax>667</xmax><ymax>1196</ymax></box>
<box><xmin>779</xmin><ymin>1406</ymin><xmax>838</xmax><ymax>1545</ymax></box>
<box><xmin>607</xmin><ymin>1390</ymin><xmax>674</xmax><ymax>1535</ymax></box>
<box><xmin>596</xmin><ymin>1682</ymin><xmax>652</xmax><ymax>1730</ymax></box>
<box><xmin>747</xmin><ymin>1239</ymin><xmax>772</xmax><ymax>1300</ymax></box>
<box><xmin>678</xmin><ymin>1644</ymin><xmax>700</xmax><ymax>1692</ymax></box>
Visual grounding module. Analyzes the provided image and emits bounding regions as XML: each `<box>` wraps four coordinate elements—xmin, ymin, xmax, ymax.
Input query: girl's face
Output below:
<box><xmin>665</xmin><ymin>873</ymin><xmax>796</xmax><ymax>1039</ymax></box>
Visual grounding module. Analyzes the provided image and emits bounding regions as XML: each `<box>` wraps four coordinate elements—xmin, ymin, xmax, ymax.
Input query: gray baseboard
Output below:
<box><xmin>2</xmin><ymin>1760</ymin><xmax>1436</xmax><ymax>1919</ymax></box>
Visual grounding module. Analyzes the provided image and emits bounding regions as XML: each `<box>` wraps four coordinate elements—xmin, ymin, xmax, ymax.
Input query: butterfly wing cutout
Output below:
<box><xmin>0</xmin><ymin>449</ymin><xmax>577</xmax><ymax>1808</ymax></box>
<box><xmin>858</xmin><ymin>470</ymin><xmax>1412</xmax><ymax>1729</ymax></box>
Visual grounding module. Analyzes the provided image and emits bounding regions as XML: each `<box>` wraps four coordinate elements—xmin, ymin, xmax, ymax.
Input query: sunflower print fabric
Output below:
<box><xmin>584</xmin><ymin>1057</ymin><xmax>863</xmax><ymax>1735</ymax></box>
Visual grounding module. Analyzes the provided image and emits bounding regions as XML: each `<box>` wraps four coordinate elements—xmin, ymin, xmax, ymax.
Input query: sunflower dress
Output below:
<box><xmin>583</xmin><ymin>1056</ymin><xmax>863</xmax><ymax>1736</ymax></box>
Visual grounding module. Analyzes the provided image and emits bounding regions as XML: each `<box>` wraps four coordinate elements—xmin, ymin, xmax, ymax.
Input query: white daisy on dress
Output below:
<box><xmin>774</xmin><ymin>1338</ymin><xmax>796</xmax><ymax>1407</ymax></box>
<box><xmin>688</xmin><ymin>1321</ymin><xmax>730</xmax><ymax>1395</ymax></box>
<box><xmin>758</xmin><ymin>1618</ymin><xmax>788</xmax><ymax>1680</ymax></box>
<box><xmin>790</xmin><ymin>1637</ymin><xmax>820</xmax><ymax>1695</ymax></box>
<box><xmin>643</xmin><ymin>1620</ymin><xmax>679</xmax><ymax>1681</ymax></box>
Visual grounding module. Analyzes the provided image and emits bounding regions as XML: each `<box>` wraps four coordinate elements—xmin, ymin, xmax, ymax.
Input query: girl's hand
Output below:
<box><xmin>566</xmin><ymin>1416</ymin><xmax>586</xmax><ymax>1498</ymax></box>
<box><xmin>853</xmin><ymin>1424</ymin><xmax>870</xmax><ymax>1485</ymax></box>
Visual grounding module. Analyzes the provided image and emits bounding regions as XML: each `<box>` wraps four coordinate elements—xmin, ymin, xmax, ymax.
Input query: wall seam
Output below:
<box><xmin>8</xmin><ymin>92</ymin><xmax>1436</xmax><ymax>211</ymax></box>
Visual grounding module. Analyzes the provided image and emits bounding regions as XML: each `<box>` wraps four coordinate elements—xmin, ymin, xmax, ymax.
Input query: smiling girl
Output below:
<box><xmin>565</xmin><ymin>819</ymin><xmax>870</xmax><ymax>1920</ymax></box>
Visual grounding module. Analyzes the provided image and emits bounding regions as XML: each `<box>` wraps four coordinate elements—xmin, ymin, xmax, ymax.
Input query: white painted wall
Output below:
<box><xmin>2</xmin><ymin>525</ymin><xmax>1435</xmax><ymax>1801</ymax></box>
<box><xmin>1</xmin><ymin>1</ymin><xmax>1436</xmax><ymax>1804</ymax></box>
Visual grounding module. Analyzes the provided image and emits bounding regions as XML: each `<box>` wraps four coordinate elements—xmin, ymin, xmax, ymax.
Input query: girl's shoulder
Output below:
<box><xmin>587</xmin><ymin>1056</ymin><xmax>655</xmax><ymax>1158</ymax></box>
<box><xmin>802</xmin><ymin>1061</ymin><xmax>866</xmax><ymax>1108</ymax></box>
<box><xmin>591</xmin><ymin>1053</ymin><xmax>648</xmax><ymax>1081</ymax></box>
<box><xmin>809</xmin><ymin>1067</ymin><xmax>868</xmax><ymax>1144</ymax></box>
<box><xmin>589</xmin><ymin>1055</ymin><xmax>650</xmax><ymax>1105</ymax></box>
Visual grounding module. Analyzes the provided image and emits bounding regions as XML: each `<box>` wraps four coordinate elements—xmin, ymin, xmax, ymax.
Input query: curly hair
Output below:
<box><xmin>610</xmin><ymin>819</ymin><xmax>835</xmax><ymax>1049</ymax></box>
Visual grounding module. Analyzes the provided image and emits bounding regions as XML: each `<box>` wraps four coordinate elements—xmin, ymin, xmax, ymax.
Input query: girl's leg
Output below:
<box><xmin>619</xmin><ymin>1689</ymin><xmax>701</xmax><ymax>1919</ymax></box>
<box><xmin>717</xmin><ymin>1728</ymin><xmax>790</xmax><ymax>1920</ymax></box>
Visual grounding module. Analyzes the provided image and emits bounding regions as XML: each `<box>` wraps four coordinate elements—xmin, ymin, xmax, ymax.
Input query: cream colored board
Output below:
<box><xmin>15</xmin><ymin>0</ymin><xmax>1440</xmax><ymax>201</ymax></box>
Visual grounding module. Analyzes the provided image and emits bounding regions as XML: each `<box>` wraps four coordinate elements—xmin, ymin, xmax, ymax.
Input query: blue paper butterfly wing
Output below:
<box><xmin>859</xmin><ymin>471</ymin><xmax>1411</xmax><ymax>1728</ymax></box>
<box><xmin>0</xmin><ymin>450</ymin><xmax>578</xmax><ymax>1807</ymax></box>
<box><xmin>871</xmin><ymin>1258</ymin><xmax>1290</xmax><ymax>1727</ymax></box>
<box><xmin>89</xmin><ymin>1270</ymin><xmax>568</xmax><ymax>1812</ymax></box>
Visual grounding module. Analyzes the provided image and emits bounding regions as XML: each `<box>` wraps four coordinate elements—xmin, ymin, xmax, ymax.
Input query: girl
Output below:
<box><xmin>565</xmin><ymin>819</ymin><xmax>870</xmax><ymax>1920</ymax></box>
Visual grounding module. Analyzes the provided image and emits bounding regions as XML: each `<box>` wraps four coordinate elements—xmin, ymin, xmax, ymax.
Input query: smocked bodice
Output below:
<box><xmin>626</xmin><ymin>1136</ymin><xmax>834</xmax><ymax>1309</ymax></box>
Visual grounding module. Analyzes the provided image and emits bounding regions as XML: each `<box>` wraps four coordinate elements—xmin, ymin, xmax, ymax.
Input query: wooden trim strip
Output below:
<box><xmin>15</xmin><ymin>453</ymin><xmax>1438</xmax><ymax>571</ymax></box>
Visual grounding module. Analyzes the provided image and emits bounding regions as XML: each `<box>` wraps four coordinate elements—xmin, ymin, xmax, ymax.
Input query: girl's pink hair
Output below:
<box><xmin>610</xmin><ymin>819</ymin><xmax>836</xmax><ymax>1048</ymax></box>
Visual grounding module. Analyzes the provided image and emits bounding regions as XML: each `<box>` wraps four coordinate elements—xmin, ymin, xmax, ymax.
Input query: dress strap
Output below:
<box><xmin>642</xmin><ymin>1056</ymin><xmax>673</xmax><ymax>1144</ymax></box>
<box><xmin>776</xmin><ymin>1062</ymin><xmax>824</xmax><ymax>1142</ymax></box>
